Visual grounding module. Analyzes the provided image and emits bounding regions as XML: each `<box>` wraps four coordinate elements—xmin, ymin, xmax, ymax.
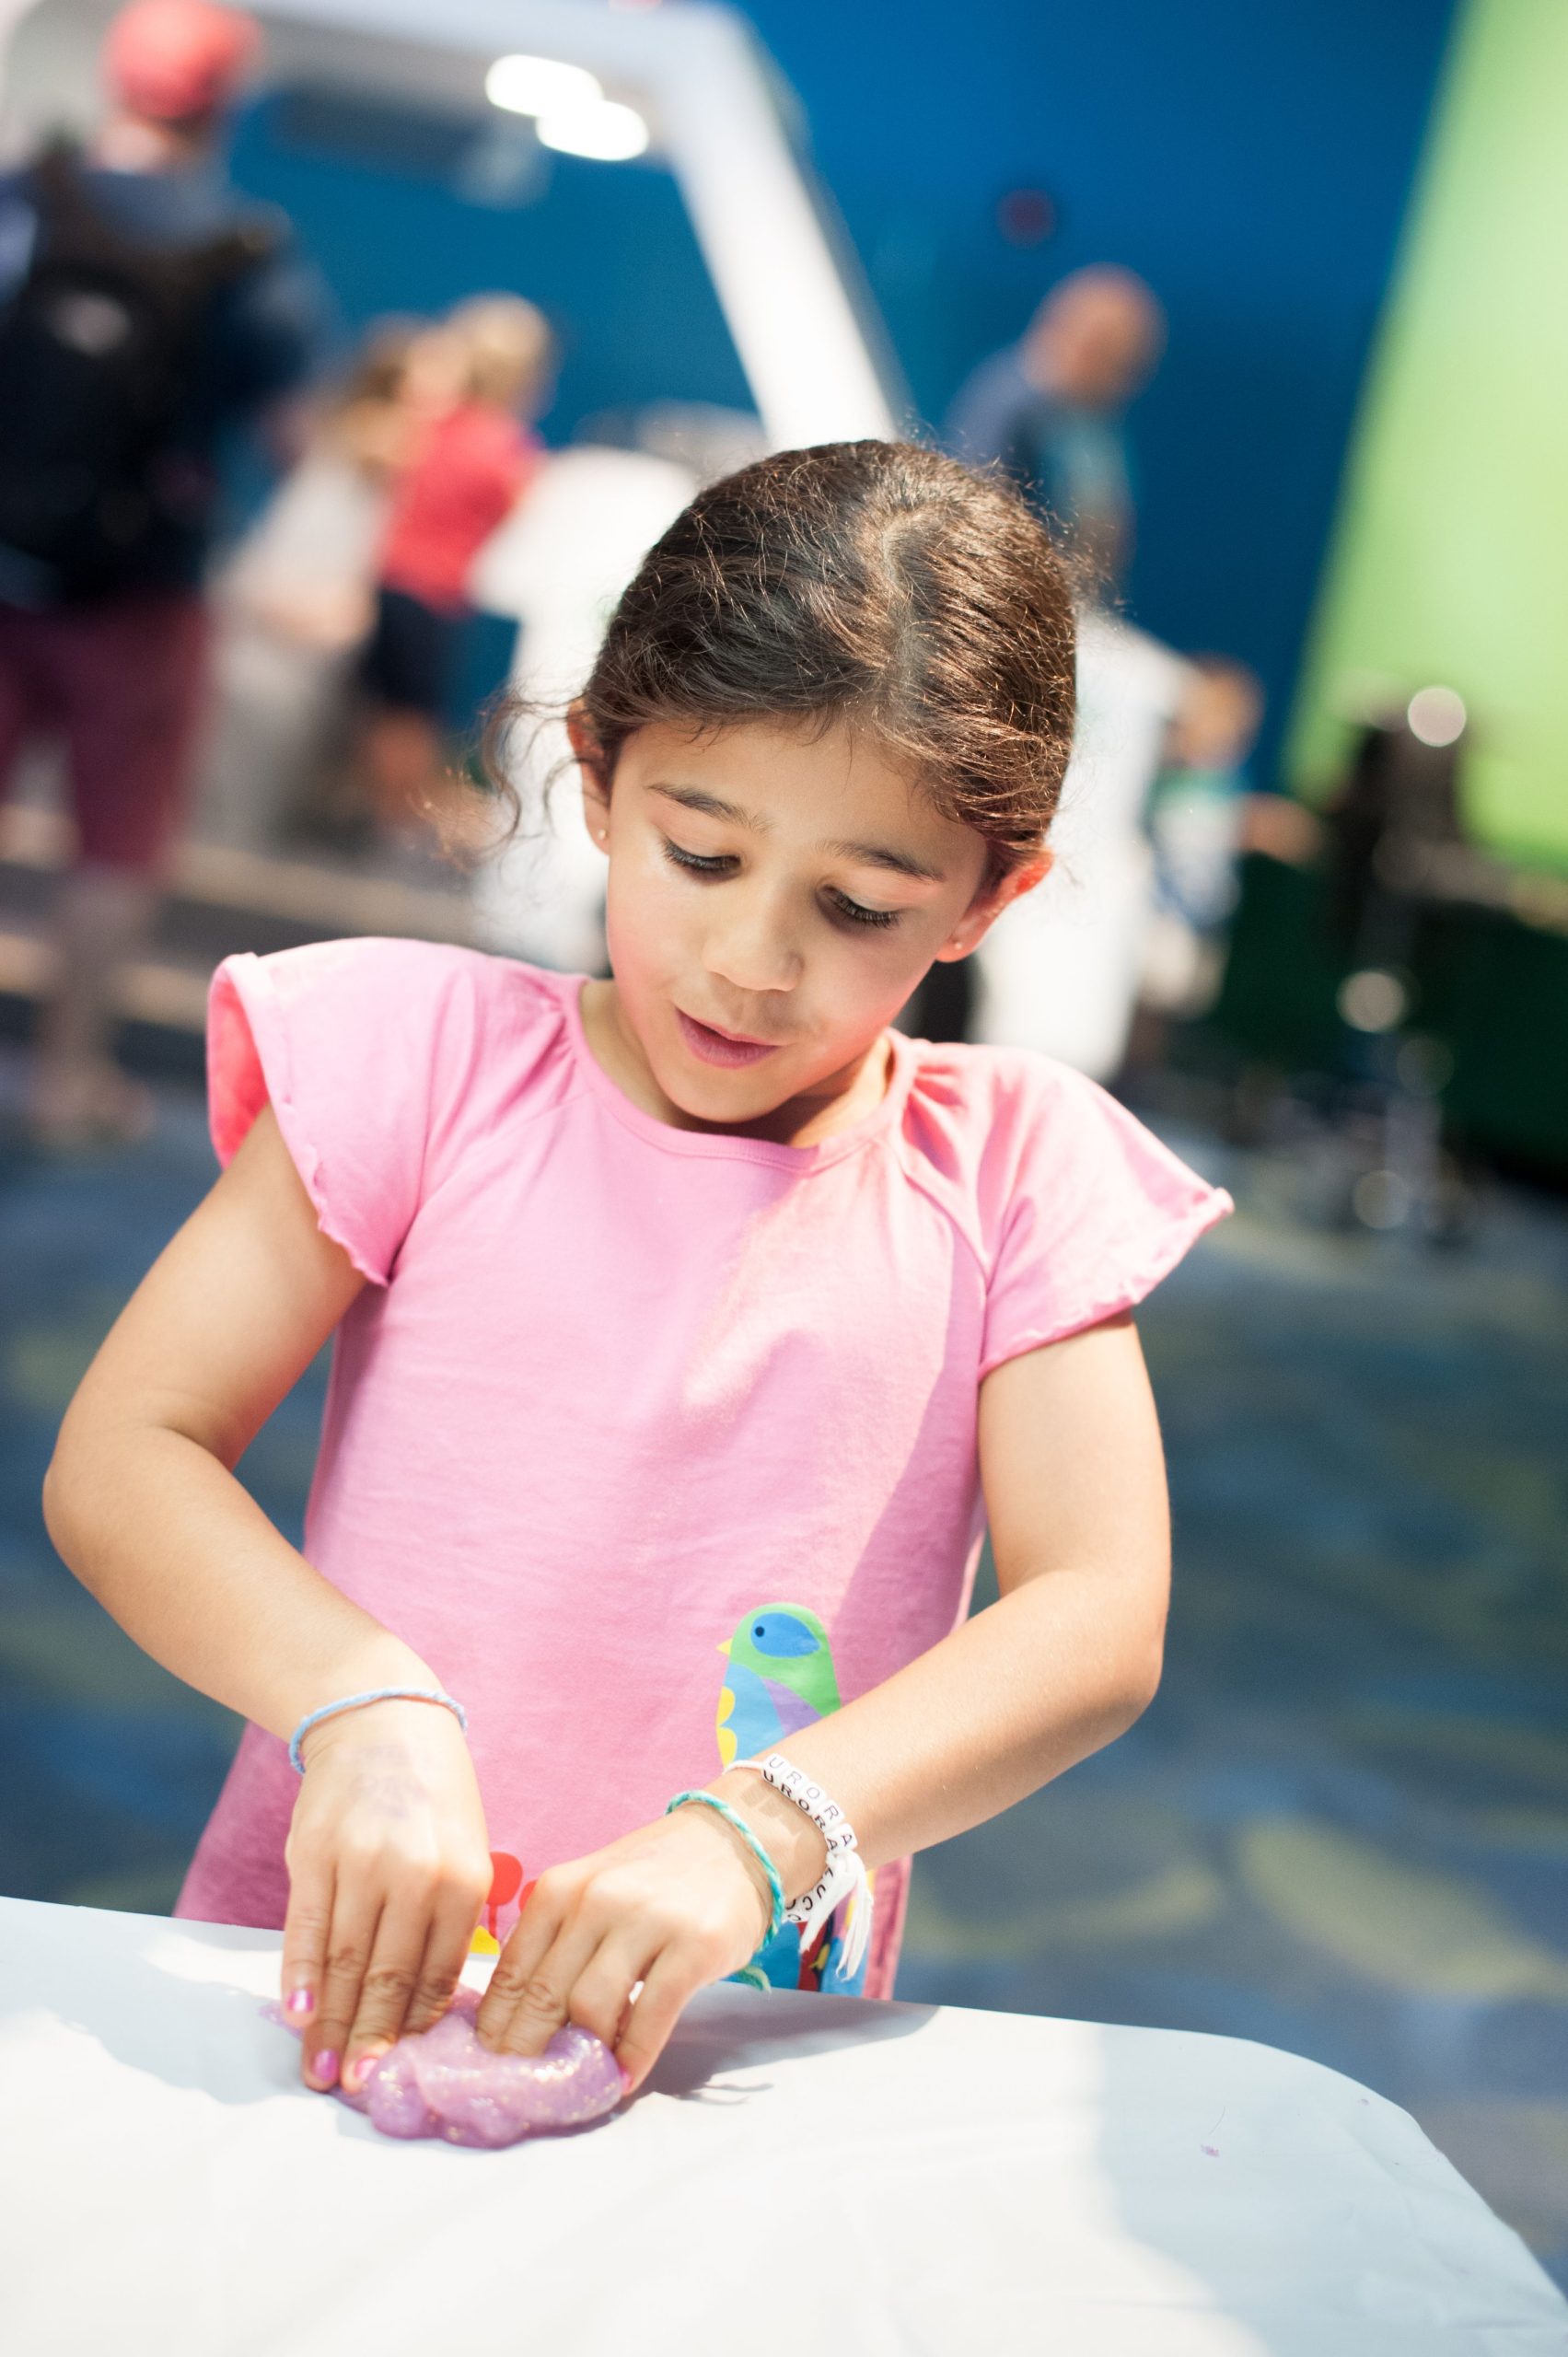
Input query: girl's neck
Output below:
<box><xmin>578</xmin><ymin>980</ymin><xmax>893</xmax><ymax>1150</ymax></box>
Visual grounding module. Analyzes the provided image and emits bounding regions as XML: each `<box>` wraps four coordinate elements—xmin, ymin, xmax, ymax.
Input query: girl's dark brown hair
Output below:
<box><xmin>488</xmin><ymin>439</ymin><xmax>1076</xmax><ymax>878</ymax></box>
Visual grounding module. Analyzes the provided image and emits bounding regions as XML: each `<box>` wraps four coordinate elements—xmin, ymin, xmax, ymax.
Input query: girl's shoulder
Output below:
<box><xmin>895</xmin><ymin>1035</ymin><xmax>1232</xmax><ymax>1363</ymax></box>
<box><xmin>900</xmin><ymin>1031</ymin><xmax>1163</xmax><ymax>1192</ymax></box>
<box><xmin>208</xmin><ymin>939</ymin><xmax>580</xmax><ymax>1284</ymax></box>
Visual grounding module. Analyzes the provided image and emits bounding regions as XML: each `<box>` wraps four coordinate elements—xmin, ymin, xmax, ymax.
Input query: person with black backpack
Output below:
<box><xmin>0</xmin><ymin>0</ymin><xmax>323</xmax><ymax>1145</ymax></box>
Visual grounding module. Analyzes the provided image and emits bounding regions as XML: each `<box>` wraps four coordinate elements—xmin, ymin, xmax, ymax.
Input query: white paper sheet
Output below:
<box><xmin>1</xmin><ymin>1898</ymin><xmax>1562</xmax><ymax>2356</ymax></box>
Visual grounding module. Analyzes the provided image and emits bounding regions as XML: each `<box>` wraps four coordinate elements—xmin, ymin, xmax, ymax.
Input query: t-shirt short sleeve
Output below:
<box><xmin>978</xmin><ymin>1058</ymin><xmax>1232</xmax><ymax>1379</ymax></box>
<box><xmin>207</xmin><ymin>937</ymin><xmax>490</xmax><ymax>1285</ymax></box>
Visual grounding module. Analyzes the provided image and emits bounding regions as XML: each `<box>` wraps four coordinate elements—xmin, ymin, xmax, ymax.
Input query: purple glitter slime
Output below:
<box><xmin>272</xmin><ymin>1985</ymin><xmax>627</xmax><ymax>2146</ymax></box>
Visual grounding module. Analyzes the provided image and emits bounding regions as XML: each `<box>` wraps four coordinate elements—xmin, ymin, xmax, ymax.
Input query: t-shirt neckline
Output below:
<box><xmin>560</xmin><ymin>971</ymin><xmax>916</xmax><ymax>1169</ymax></box>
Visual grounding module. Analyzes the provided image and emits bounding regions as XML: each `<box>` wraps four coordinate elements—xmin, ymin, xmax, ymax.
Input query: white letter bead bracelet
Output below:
<box><xmin>736</xmin><ymin>1752</ymin><xmax>873</xmax><ymax>1980</ymax></box>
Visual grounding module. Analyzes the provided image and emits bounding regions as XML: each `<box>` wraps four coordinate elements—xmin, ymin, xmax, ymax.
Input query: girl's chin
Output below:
<box><xmin>657</xmin><ymin>1055</ymin><xmax>791</xmax><ymax>1119</ymax></box>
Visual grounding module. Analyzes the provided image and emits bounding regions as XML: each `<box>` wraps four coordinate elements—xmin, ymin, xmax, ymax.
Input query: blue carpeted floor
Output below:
<box><xmin>3</xmin><ymin>1051</ymin><xmax>1565</xmax><ymax>2283</ymax></box>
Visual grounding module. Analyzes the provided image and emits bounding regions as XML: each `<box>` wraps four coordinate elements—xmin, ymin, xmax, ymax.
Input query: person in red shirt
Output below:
<box><xmin>358</xmin><ymin>295</ymin><xmax>551</xmax><ymax>846</ymax></box>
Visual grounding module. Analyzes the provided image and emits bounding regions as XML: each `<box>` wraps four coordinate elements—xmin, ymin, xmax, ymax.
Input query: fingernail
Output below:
<box><xmin>310</xmin><ymin>2048</ymin><xmax>340</xmax><ymax>2087</ymax></box>
<box><xmin>343</xmin><ymin>2050</ymin><xmax>383</xmax><ymax>2094</ymax></box>
<box><xmin>285</xmin><ymin>1989</ymin><xmax>314</xmax><ymax>2018</ymax></box>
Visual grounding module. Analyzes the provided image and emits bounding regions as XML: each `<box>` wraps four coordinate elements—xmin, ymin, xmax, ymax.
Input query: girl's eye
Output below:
<box><xmin>828</xmin><ymin>891</ymin><xmax>900</xmax><ymax>931</ymax></box>
<box><xmin>663</xmin><ymin>839</ymin><xmax>899</xmax><ymax>931</ymax></box>
<box><xmin>662</xmin><ymin>840</ymin><xmax>733</xmax><ymax>878</ymax></box>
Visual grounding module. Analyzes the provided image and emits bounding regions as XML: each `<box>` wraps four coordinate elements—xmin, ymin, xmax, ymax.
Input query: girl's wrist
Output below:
<box><xmin>706</xmin><ymin>1766</ymin><xmax>830</xmax><ymax>1908</ymax></box>
<box><xmin>294</xmin><ymin>1690</ymin><xmax>468</xmax><ymax>1773</ymax></box>
<box><xmin>672</xmin><ymin>1797</ymin><xmax>781</xmax><ymax>1944</ymax></box>
<box><xmin>272</xmin><ymin>1635</ymin><xmax>444</xmax><ymax>1750</ymax></box>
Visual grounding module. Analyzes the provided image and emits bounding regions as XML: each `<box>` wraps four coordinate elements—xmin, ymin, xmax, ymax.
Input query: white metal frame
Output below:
<box><xmin>0</xmin><ymin>0</ymin><xmax>899</xmax><ymax>449</ymax></box>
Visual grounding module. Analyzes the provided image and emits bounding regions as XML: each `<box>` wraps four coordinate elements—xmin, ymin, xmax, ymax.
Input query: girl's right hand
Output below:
<box><xmin>281</xmin><ymin>1698</ymin><xmax>494</xmax><ymax>2096</ymax></box>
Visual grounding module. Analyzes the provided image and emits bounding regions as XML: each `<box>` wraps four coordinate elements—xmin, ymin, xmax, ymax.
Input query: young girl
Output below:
<box><xmin>45</xmin><ymin>442</ymin><xmax>1229</xmax><ymax>2103</ymax></box>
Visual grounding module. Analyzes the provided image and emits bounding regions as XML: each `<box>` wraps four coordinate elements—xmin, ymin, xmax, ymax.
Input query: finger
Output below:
<box><xmin>481</xmin><ymin>1913</ymin><xmax>603</xmax><ymax>2060</ymax></box>
<box><xmin>279</xmin><ymin>1857</ymin><xmax>333</xmax><ymax>2034</ymax></box>
<box><xmin>401</xmin><ymin>1882</ymin><xmax>486</xmax><ymax>2038</ymax></box>
<box><xmin>474</xmin><ymin>1875</ymin><xmax>565</xmax><ymax>2048</ymax></box>
<box><xmin>613</xmin><ymin>1945</ymin><xmax>707</xmax><ymax>2095</ymax></box>
<box><xmin>340</xmin><ymin>1896</ymin><xmax>435</xmax><ymax>2094</ymax></box>
<box><xmin>556</xmin><ymin>1931</ymin><xmax>652</xmax><ymax>2053</ymax></box>
<box><xmin>305</xmin><ymin>1882</ymin><xmax>381</xmax><ymax>2090</ymax></box>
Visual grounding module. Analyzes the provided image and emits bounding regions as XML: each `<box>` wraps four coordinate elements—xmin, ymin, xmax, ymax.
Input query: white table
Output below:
<box><xmin>2</xmin><ymin>1898</ymin><xmax>1562</xmax><ymax>2356</ymax></box>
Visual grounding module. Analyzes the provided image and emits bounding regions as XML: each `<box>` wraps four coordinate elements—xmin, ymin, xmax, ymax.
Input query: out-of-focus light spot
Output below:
<box><xmin>1353</xmin><ymin>1170</ymin><xmax>1411</xmax><ymax>1230</ymax></box>
<box><xmin>485</xmin><ymin>54</ymin><xmax>602</xmax><ymax>118</ymax></box>
<box><xmin>537</xmin><ymin>99</ymin><xmax>649</xmax><ymax>161</ymax></box>
<box><xmin>1338</xmin><ymin>969</ymin><xmax>1409</xmax><ymax>1033</ymax></box>
<box><xmin>1406</xmin><ymin>685</ymin><xmax>1467</xmax><ymax>747</ymax></box>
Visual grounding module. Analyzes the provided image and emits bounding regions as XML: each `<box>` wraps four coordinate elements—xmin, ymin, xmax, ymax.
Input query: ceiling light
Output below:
<box><xmin>537</xmin><ymin>99</ymin><xmax>649</xmax><ymax>161</ymax></box>
<box><xmin>485</xmin><ymin>54</ymin><xmax>601</xmax><ymax>118</ymax></box>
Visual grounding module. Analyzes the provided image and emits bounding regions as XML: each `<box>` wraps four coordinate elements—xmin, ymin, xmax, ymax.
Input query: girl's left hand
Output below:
<box><xmin>473</xmin><ymin>1804</ymin><xmax>780</xmax><ymax>2092</ymax></box>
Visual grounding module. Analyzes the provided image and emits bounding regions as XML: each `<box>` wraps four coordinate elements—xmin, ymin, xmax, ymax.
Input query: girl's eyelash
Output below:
<box><xmin>661</xmin><ymin>839</ymin><xmax>901</xmax><ymax>931</ymax></box>
<box><xmin>662</xmin><ymin>842</ymin><xmax>731</xmax><ymax>877</ymax></box>
<box><xmin>828</xmin><ymin>892</ymin><xmax>899</xmax><ymax>930</ymax></box>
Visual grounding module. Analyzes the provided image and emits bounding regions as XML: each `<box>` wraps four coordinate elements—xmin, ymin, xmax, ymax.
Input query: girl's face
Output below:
<box><xmin>578</xmin><ymin>715</ymin><xmax>1044</xmax><ymax>1139</ymax></box>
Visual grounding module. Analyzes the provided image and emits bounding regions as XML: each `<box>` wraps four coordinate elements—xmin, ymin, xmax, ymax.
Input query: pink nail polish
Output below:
<box><xmin>311</xmin><ymin>2049</ymin><xmax>340</xmax><ymax>2087</ymax></box>
<box><xmin>285</xmin><ymin>1989</ymin><xmax>313</xmax><ymax>2017</ymax></box>
<box><xmin>343</xmin><ymin>2052</ymin><xmax>380</xmax><ymax>2094</ymax></box>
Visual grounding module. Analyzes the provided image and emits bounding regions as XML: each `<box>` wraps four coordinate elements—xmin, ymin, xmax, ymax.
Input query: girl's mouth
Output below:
<box><xmin>675</xmin><ymin>1009</ymin><xmax>780</xmax><ymax>1069</ymax></box>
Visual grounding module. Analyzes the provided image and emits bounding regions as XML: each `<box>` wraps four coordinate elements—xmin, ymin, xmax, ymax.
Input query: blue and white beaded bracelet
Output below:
<box><xmin>287</xmin><ymin>1687</ymin><xmax>468</xmax><ymax>1776</ymax></box>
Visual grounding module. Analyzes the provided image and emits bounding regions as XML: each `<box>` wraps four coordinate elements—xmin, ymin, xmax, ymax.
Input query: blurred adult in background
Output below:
<box><xmin>946</xmin><ymin>264</ymin><xmax>1165</xmax><ymax>595</ymax></box>
<box><xmin>0</xmin><ymin>0</ymin><xmax>322</xmax><ymax>1145</ymax></box>
<box><xmin>357</xmin><ymin>294</ymin><xmax>552</xmax><ymax>858</ymax></box>
<box><xmin>203</xmin><ymin>316</ymin><xmax>424</xmax><ymax>853</ymax></box>
<box><xmin>1138</xmin><ymin>656</ymin><xmax>1263</xmax><ymax>1028</ymax></box>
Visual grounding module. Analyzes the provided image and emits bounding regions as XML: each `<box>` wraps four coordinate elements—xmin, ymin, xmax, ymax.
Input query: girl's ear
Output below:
<box><xmin>932</xmin><ymin>852</ymin><xmax>1052</xmax><ymax>964</ymax></box>
<box><xmin>567</xmin><ymin>702</ymin><xmax>611</xmax><ymax>850</ymax></box>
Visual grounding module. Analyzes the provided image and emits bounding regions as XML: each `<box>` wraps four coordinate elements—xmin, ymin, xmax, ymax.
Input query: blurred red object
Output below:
<box><xmin>103</xmin><ymin>0</ymin><xmax>260</xmax><ymax>122</ymax></box>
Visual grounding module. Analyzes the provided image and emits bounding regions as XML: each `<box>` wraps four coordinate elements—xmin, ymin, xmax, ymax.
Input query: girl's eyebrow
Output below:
<box><xmin>648</xmin><ymin>783</ymin><xmax>947</xmax><ymax>886</ymax></box>
<box><xmin>650</xmin><ymin>783</ymin><xmax>762</xmax><ymax>829</ymax></box>
<box><xmin>824</xmin><ymin>836</ymin><xmax>948</xmax><ymax>885</ymax></box>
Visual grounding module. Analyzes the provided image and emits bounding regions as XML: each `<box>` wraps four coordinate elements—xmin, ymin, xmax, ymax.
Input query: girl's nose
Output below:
<box><xmin>703</xmin><ymin>900</ymin><xmax>801</xmax><ymax>997</ymax></box>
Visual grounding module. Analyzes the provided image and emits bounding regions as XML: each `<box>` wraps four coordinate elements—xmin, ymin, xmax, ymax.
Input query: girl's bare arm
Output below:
<box><xmin>43</xmin><ymin>1105</ymin><xmax>413</xmax><ymax>1724</ymax></box>
<box><xmin>706</xmin><ymin>1310</ymin><xmax>1170</xmax><ymax>1898</ymax></box>
<box><xmin>44</xmin><ymin>1106</ymin><xmax>494</xmax><ymax>2089</ymax></box>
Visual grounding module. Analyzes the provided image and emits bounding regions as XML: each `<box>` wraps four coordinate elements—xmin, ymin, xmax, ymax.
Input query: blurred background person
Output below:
<box><xmin>1136</xmin><ymin>655</ymin><xmax>1265</xmax><ymax>1030</ymax></box>
<box><xmin>946</xmin><ymin>263</ymin><xmax>1165</xmax><ymax>595</ymax></box>
<box><xmin>202</xmin><ymin>314</ymin><xmax>424</xmax><ymax>855</ymax></box>
<box><xmin>0</xmin><ymin>0</ymin><xmax>323</xmax><ymax>1146</ymax></box>
<box><xmin>356</xmin><ymin>292</ymin><xmax>552</xmax><ymax>862</ymax></box>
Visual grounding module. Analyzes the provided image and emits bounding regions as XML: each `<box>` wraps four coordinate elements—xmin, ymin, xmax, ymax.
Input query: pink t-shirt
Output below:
<box><xmin>174</xmin><ymin>939</ymin><xmax>1231</xmax><ymax>1997</ymax></box>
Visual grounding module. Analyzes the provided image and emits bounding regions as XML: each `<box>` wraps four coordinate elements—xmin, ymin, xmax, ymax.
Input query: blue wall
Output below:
<box><xmin>230</xmin><ymin>1</ymin><xmax>1458</xmax><ymax>782</ymax></box>
<box><xmin>742</xmin><ymin>0</ymin><xmax>1459</xmax><ymax>779</ymax></box>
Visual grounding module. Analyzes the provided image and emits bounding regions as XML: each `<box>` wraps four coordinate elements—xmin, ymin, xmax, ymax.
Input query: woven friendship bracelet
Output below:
<box><xmin>664</xmin><ymin>1789</ymin><xmax>786</xmax><ymax>1945</ymax></box>
<box><xmin>287</xmin><ymin>1687</ymin><xmax>468</xmax><ymax>1776</ymax></box>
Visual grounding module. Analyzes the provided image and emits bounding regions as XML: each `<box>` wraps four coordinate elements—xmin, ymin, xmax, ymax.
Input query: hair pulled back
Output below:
<box><xmin>494</xmin><ymin>440</ymin><xmax>1077</xmax><ymax>877</ymax></box>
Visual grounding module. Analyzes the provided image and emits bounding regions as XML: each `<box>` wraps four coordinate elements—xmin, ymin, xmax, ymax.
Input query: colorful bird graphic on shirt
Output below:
<box><xmin>715</xmin><ymin>1603</ymin><xmax>842</xmax><ymax>1766</ymax></box>
<box><xmin>714</xmin><ymin>1603</ymin><xmax>869</xmax><ymax>1998</ymax></box>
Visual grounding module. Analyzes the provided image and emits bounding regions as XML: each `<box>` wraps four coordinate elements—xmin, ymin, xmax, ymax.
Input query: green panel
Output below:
<box><xmin>1287</xmin><ymin>0</ymin><xmax>1568</xmax><ymax>871</ymax></box>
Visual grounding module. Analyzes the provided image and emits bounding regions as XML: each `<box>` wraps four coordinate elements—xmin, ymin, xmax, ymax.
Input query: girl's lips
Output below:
<box><xmin>676</xmin><ymin>1009</ymin><xmax>779</xmax><ymax>1069</ymax></box>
